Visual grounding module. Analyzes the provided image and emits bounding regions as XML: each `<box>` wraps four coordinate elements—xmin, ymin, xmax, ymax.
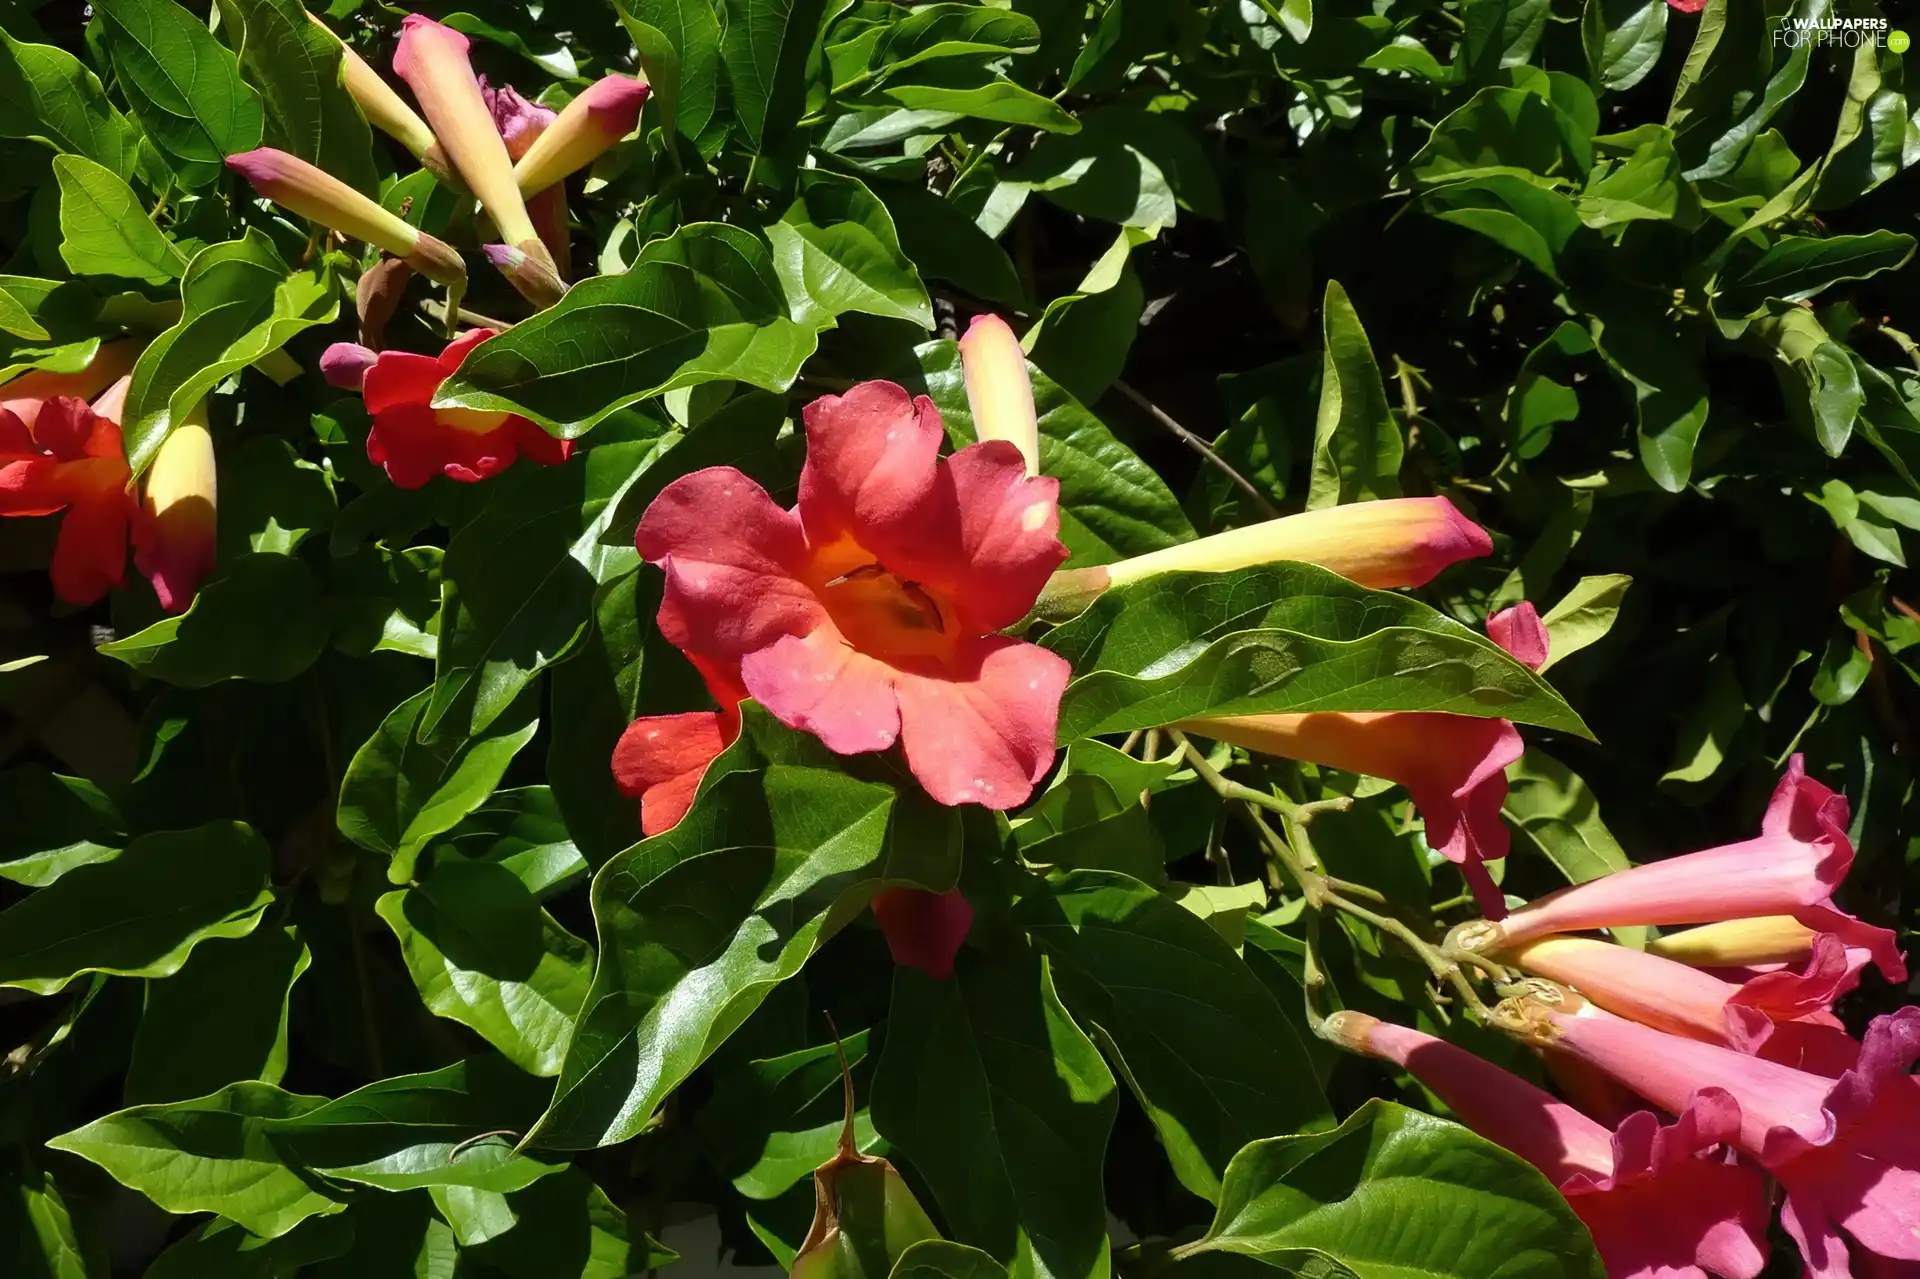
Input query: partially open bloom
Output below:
<box><xmin>392</xmin><ymin>16</ymin><xmax>559</xmax><ymax>304</ymax></box>
<box><xmin>309</xmin><ymin>14</ymin><xmax>457</xmax><ymax>187</ymax></box>
<box><xmin>1325</xmin><ymin>1011</ymin><xmax>1768</xmax><ymax>1279</ymax></box>
<box><xmin>870</xmin><ymin>887</ymin><xmax>974</xmax><ymax>980</ymax></box>
<box><xmin>511</xmin><ymin>74</ymin><xmax>649</xmax><ymax>199</ymax></box>
<box><xmin>636</xmin><ymin>380</ymin><xmax>1070</xmax><ymax>810</ymax></box>
<box><xmin>226</xmin><ymin>149</ymin><xmax>466</xmax><ymax>289</ymax></box>
<box><xmin>959</xmin><ymin>314</ymin><xmax>1039</xmax><ymax>476</ymax></box>
<box><xmin>134</xmin><ymin>408</ymin><xmax>217</xmax><ymax>614</ymax></box>
<box><xmin>1038</xmin><ymin>495</ymin><xmax>1492</xmax><ymax>616</ymax></box>
<box><xmin>0</xmin><ymin>395</ymin><xmax>134</xmax><ymax>606</ymax></box>
<box><xmin>612</xmin><ymin>656</ymin><xmax>747</xmax><ymax>837</ymax></box>
<box><xmin>1504</xmin><ymin>934</ymin><xmax>1865</xmax><ymax>1065</ymax></box>
<box><xmin>1179</xmin><ymin>603</ymin><xmax>1548</xmax><ymax>915</ymax></box>
<box><xmin>1</xmin><ymin>339</ymin><xmax>142</xmax><ymax>429</ymax></box>
<box><xmin>1523</xmin><ymin>996</ymin><xmax>1920</xmax><ymax>1278</ymax></box>
<box><xmin>324</xmin><ymin>330</ymin><xmax>572</xmax><ymax>488</ymax></box>
<box><xmin>1473</xmin><ymin>757</ymin><xmax>1905</xmax><ymax>983</ymax></box>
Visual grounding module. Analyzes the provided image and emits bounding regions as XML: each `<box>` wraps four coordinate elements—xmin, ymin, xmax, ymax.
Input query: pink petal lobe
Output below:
<box><xmin>614</xmin><ymin>711</ymin><xmax>732</xmax><ymax>836</ymax></box>
<box><xmin>892</xmin><ymin>635</ymin><xmax>1069</xmax><ymax>810</ymax></box>
<box><xmin>797</xmin><ymin>380</ymin><xmax>942</xmax><ymax>556</ymax></box>
<box><xmin>1488</xmin><ymin>601</ymin><xmax>1550</xmax><ymax>670</ymax></box>
<box><xmin>921</xmin><ymin>441</ymin><xmax>1068</xmax><ymax>632</ymax></box>
<box><xmin>740</xmin><ymin>627</ymin><xmax>902</xmax><ymax>756</ymax></box>
<box><xmin>871</xmin><ymin>887</ymin><xmax>973</xmax><ymax>980</ymax></box>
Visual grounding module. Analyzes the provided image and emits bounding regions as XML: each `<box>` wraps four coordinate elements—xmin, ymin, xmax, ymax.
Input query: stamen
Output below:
<box><xmin>901</xmin><ymin>581</ymin><xmax>945</xmax><ymax>632</ymax></box>
<box><xmin>824</xmin><ymin>563</ymin><xmax>887</xmax><ymax>588</ymax></box>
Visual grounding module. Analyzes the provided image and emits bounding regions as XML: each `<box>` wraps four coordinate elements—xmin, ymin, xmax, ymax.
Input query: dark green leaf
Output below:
<box><xmin>459</xmin><ymin>1167</ymin><xmax>676</xmax><ymax>1279</ymax></box>
<box><xmin>0</xmin><ymin>821</ymin><xmax>270</xmax><ymax>995</ymax></box>
<box><xmin>216</xmin><ymin>0</ymin><xmax>378</xmax><ymax>194</ymax></box>
<box><xmin>0</xmin><ymin>29</ymin><xmax>136</xmax><ymax>175</ymax></box>
<box><xmin>125</xmin><ymin>926</ymin><xmax>311</xmax><ymax>1104</ymax></box>
<box><xmin>99</xmin><ymin>553</ymin><xmax>332</xmax><ymax>686</ymax></box>
<box><xmin>95</xmin><ymin>0</ymin><xmax>263</xmax><ymax>173</ymax></box>
<box><xmin>144</xmin><ymin>1214</ymin><xmax>355</xmax><ymax>1279</ymax></box>
<box><xmin>1581</xmin><ymin>0</ymin><xmax>1666</xmax><ymax>94</ymax></box>
<box><xmin>699</xmin><ymin>1028</ymin><xmax>879</xmax><ymax>1199</ymax></box>
<box><xmin>614</xmin><ymin>0</ymin><xmax>722</xmax><ymax>143</ymax></box>
<box><xmin>0</xmin><ymin>766</ymin><xmax>124</xmax><ymax>887</ymax></box>
<box><xmin>1041</xmin><ymin>563</ymin><xmax>1590</xmax><ymax>739</ymax></box>
<box><xmin>720</xmin><ymin>0</ymin><xmax>832</xmax><ymax>150</ymax></box>
<box><xmin>769</xmin><ymin>169</ymin><xmax>933</xmax><ymax>329</ymax></box>
<box><xmin>1718</xmin><ymin>231</ymin><xmax>1917</xmax><ymax>314</ymax></box>
<box><xmin>1306</xmin><ymin>280</ymin><xmax>1401</xmax><ymax>508</ymax></box>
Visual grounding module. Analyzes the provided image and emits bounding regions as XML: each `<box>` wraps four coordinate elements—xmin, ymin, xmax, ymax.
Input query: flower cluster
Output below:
<box><xmin>0</xmin><ymin>343</ymin><xmax>216</xmax><ymax>612</ymax></box>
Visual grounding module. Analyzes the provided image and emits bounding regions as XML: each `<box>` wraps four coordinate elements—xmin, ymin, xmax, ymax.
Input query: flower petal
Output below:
<box><xmin>1488</xmin><ymin>601</ymin><xmax>1549</xmax><ymax>671</ymax></box>
<box><xmin>920</xmin><ymin>442</ymin><xmax>1067</xmax><ymax>632</ymax></box>
<box><xmin>871</xmin><ymin>887</ymin><xmax>973</xmax><ymax>980</ymax></box>
<box><xmin>797</xmin><ymin>380</ymin><xmax>942</xmax><ymax>556</ymax></box>
<box><xmin>638</xmin><ymin>467</ymin><xmax>822</xmax><ymax>662</ymax></box>
<box><xmin>741</xmin><ymin>627</ymin><xmax>902</xmax><ymax>756</ymax></box>
<box><xmin>614</xmin><ymin>711</ymin><xmax>732</xmax><ymax>836</ymax></box>
<box><xmin>49</xmin><ymin>491</ymin><xmax>131</xmax><ymax>606</ymax></box>
<box><xmin>363</xmin><ymin>351</ymin><xmax>449</xmax><ymax>416</ymax></box>
<box><xmin>893</xmin><ymin>635</ymin><xmax>1068</xmax><ymax>809</ymax></box>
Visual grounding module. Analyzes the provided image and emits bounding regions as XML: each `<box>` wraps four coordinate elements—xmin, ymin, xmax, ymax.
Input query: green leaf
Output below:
<box><xmin>1042</xmin><ymin>563</ymin><xmax>1591</xmax><ymax>740</ymax></box>
<box><xmin>1811</xmin><ymin>35</ymin><xmax>1915</xmax><ymax>210</ymax></box>
<box><xmin>613</xmin><ymin>0</ymin><xmax>722</xmax><ymax>143</ymax></box>
<box><xmin>94</xmin><ymin>0</ymin><xmax>263</xmax><ymax>173</ymax></box>
<box><xmin>439</xmin><ymin>12</ymin><xmax>578</xmax><ymax>79</ymax></box>
<box><xmin>913</xmin><ymin>339</ymin><xmax>1194</xmax><ymax>565</ymax></box>
<box><xmin>720</xmin><ymin>0</ymin><xmax>833</xmax><ymax>150</ymax></box>
<box><xmin>0</xmin><ymin>766</ymin><xmax>123</xmax><ymax>887</ymax></box>
<box><xmin>1411</xmin><ymin>87</ymin><xmax>1580</xmax><ymax>187</ymax></box>
<box><xmin>145</xmin><ymin>1214</ymin><xmax>355</xmax><ymax>1279</ymax></box>
<box><xmin>1578</xmin><ymin>126</ymin><xmax>1686</xmax><ymax>227</ymax></box>
<box><xmin>892</xmin><ymin>1241</ymin><xmax>1014</xmax><ymax>1279</ymax></box>
<box><xmin>52</xmin><ymin>154</ymin><xmax>185</xmax><ymax>285</ymax></box>
<box><xmin>1718</xmin><ymin>231</ymin><xmax>1917</xmax><ymax>314</ymax></box>
<box><xmin>376</xmin><ymin>856</ymin><xmax>593</xmax><ymax>1077</ymax></box>
<box><xmin>1588</xmin><ymin>303</ymin><xmax>1708</xmax><ymax>492</ymax></box>
<box><xmin>1456</xmin><ymin>0</ymin><xmax>1550</xmax><ymax>80</ymax></box>
<box><xmin>1017</xmin><ymin>871</ymin><xmax>1330</xmax><ymax>1202</ymax></box>
<box><xmin>121</xmin><ymin>231</ymin><xmax>339</xmax><ymax>473</ymax></box>
<box><xmin>872</xmin><ymin>176</ymin><xmax>1025</xmax><ymax>309</ymax></box>
<box><xmin>1671</xmin><ymin>0</ymin><xmax>1819</xmax><ymax>183</ymax></box>
<box><xmin>769</xmin><ymin>169</ymin><xmax>933</xmax><ymax>329</ymax></box>
<box><xmin>1181</xmin><ymin>1100</ymin><xmax>1604</xmax><ymax>1278</ymax></box>
<box><xmin>872</xmin><ymin>944</ymin><xmax>1117</xmax><ymax>1279</ymax></box>
<box><xmin>1536</xmin><ymin>574</ymin><xmax>1630</xmax><ymax>670</ymax></box>
<box><xmin>216</xmin><ymin>0</ymin><xmax>378</xmax><ymax>194</ymax></box>
<box><xmin>434</xmin><ymin>223</ymin><xmax>817</xmax><ymax>434</ymax></box>
<box><xmin>1749</xmin><ymin>307</ymin><xmax>1862</xmax><ymax>457</ymax></box>
<box><xmin>1582</xmin><ymin>0</ymin><xmax>1666</xmax><ymax>94</ymax></box>
<box><xmin>458</xmin><ymin>1167</ymin><xmax>675</xmax><ymax>1279</ymax></box>
<box><xmin>50</xmin><ymin>1060</ymin><xmax>561</xmax><ymax>1239</ymax></box>
<box><xmin>866</xmin><ymin>5</ymin><xmax>1040</xmax><ymax>81</ymax></box>
<box><xmin>1010</xmin><ymin>130</ymin><xmax>1171</xmax><ymax>230</ymax></box>
<box><xmin>884</xmin><ymin>77</ymin><xmax>1080</xmax><ymax>134</ymax></box>
<box><xmin>336</xmin><ymin>685</ymin><xmax>541</xmax><ymax>883</ymax></box>
<box><xmin>0</xmin><ymin>822</ymin><xmax>270</xmax><ymax>995</ymax></box>
<box><xmin>699</xmin><ymin>1028</ymin><xmax>880</xmax><ymax>1199</ymax></box>
<box><xmin>0</xmin><ymin>29</ymin><xmax>136</xmax><ymax>175</ymax></box>
<box><xmin>99</xmin><ymin>553</ymin><xmax>331</xmax><ymax>686</ymax></box>
<box><xmin>1306</xmin><ymin>280</ymin><xmax>1401</xmax><ymax>509</ymax></box>
<box><xmin>0</xmin><ymin>1165</ymin><xmax>92</xmax><ymax>1279</ymax></box>
<box><xmin>1425</xmin><ymin>177</ymin><xmax>1581</xmax><ymax>281</ymax></box>
<box><xmin>530</xmin><ymin>761</ymin><xmax>900</xmax><ymax>1149</ymax></box>
<box><xmin>1503</xmin><ymin>751</ymin><xmax>1637</xmax><ymax>943</ymax></box>
<box><xmin>1024</xmin><ymin>225</ymin><xmax>1151</xmax><ymax>405</ymax></box>
<box><xmin>125</xmin><ymin>926</ymin><xmax>310</xmax><ymax>1104</ymax></box>
<box><xmin>441</xmin><ymin>787</ymin><xmax>590</xmax><ymax>897</ymax></box>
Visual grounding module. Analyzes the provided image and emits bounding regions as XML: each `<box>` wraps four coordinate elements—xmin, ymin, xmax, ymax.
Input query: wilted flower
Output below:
<box><xmin>226</xmin><ymin>148</ymin><xmax>466</xmax><ymax>289</ymax></box>
<box><xmin>134</xmin><ymin>408</ymin><xmax>217</xmax><ymax>614</ymax></box>
<box><xmin>635</xmin><ymin>380</ymin><xmax>1070</xmax><ymax>811</ymax></box>
<box><xmin>0</xmin><ymin>395</ymin><xmax>134</xmax><ymax>606</ymax></box>
<box><xmin>1178</xmin><ymin>602</ymin><xmax>1549</xmax><ymax>914</ymax></box>
<box><xmin>1325</xmin><ymin>1010</ymin><xmax>1769</xmax><ymax>1279</ymax></box>
<box><xmin>321</xmin><ymin>331</ymin><xmax>572</xmax><ymax>488</ymax></box>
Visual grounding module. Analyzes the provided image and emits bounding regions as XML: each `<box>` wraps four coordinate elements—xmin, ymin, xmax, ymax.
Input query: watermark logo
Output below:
<box><xmin>1772</xmin><ymin>15</ymin><xmax>1908</xmax><ymax>50</ymax></box>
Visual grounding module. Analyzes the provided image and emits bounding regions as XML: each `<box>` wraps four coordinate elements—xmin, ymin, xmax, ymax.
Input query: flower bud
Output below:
<box><xmin>226</xmin><ymin>149</ymin><xmax>468</xmax><ymax>290</ymax></box>
<box><xmin>959</xmin><ymin>314</ymin><xmax>1039</xmax><ymax>476</ymax></box>
<box><xmin>1646</xmin><ymin>916</ymin><xmax>1818</xmax><ymax>968</ymax></box>
<box><xmin>511</xmin><ymin>74</ymin><xmax>650</xmax><ymax>198</ymax></box>
<box><xmin>393</xmin><ymin>17</ymin><xmax>550</xmax><ymax>273</ymax></box>
<box><xmin>136</xmin><ymin>406</ymin><xmax>217</xmax><ymax>614</ymax></box>
<box><xmin>321</xmin><ymin>342</ymin><xmax>380</xmax><ymax>391</ymax></box>
<box><xmin>310</xmin><ymin>14</ymin><xmax>460</xmax><ymax>189</ymax></box>
<box><xmin>483</xmin><ymin>243</ymin><xmax>567</xmax><ymax>309</ymax></box>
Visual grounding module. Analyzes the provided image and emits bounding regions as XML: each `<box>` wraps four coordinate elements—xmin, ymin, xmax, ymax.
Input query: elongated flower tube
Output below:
<box><xmin>1465</xmin><ymin>757</ymin><xmax>1905</xmax><ymax>982</ymax></box>
<box><xmin>0</xmin><ymin>396</ymin><xmax>134</xmax><ymax>606</ymax></box>
<box><xmin>1</xmin><ymin>339</ymin><xmax>143</xmax><ymax>429</ymax></box>
<box><xmin>1179</xmin><ymin>603</ymin><xmax>1548</xmax><ymax>915</ymax></box>
<box><xmin>482</xmin><ymin>243</ymin><xmax>566</xmax><ymax>309</ymax></box>
<box><xmin>134</xmin><ymin>408</ymin><xmax>217</xmax><ymax>614</ymax></box>
<box><xmin>226</xmin><ymin>149</ymin><xmax>466</xmax><ymax>289</ymax></box>
<box><xmin>1038</xmin><ymin>496</ymin><xmax>1491</xmax><ymax>616</ymax></box>
<box><xmin>959</xmin><ymin>314</ymin><xmax>1039</xmax><ymax>476</ymax></box>
<box><xmin>392</xmin><ymin>16</ymin><xmax>559</xmax><ymax>299</ymax></box>
<box><xmin>1504</xmin><ymin>935</ymin><xmax>1865</xmax><ymax>1069</ymax></box>
<box><xmin>511</xmin><ymin>74</ymin><xmax>649</xmax><ymax>199</ymax></box>
<box><xmin>1324</xmin><ymin>1011</ymin><xmax>1767</xmax><ymax>1279</ymax></box>
<box><xmin>1519</xmin><ymin>995</ymin><xmax>1920</xmax><ymax>1278</ymax></box>
<box><xmin>1649</xmin><ymin>916</ymin><xmax>1819</xmax><ymax>968</ymax></box>
<box><xmin>635</xmin><ymin>380</ymin><xmax>1069</xmax><ymax>811</ymax></box>
<box><xmin>308</xmin><ymin>14</ymin><xmax>457</xmax><ymax>188</ymax></box>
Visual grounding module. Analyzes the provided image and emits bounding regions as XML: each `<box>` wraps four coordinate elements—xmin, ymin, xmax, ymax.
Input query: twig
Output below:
<box><xmin>420</xmin><ymin>298</ymin><xmax>515</xmax><ymax>332</ymax></box>
<box><xmin>1112</xmin><ymin>380</ymin><xmax>1281</xmax><ymax>518</ymax></box>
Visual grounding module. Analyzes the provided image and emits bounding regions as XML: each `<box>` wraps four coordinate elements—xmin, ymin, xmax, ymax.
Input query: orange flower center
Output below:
<box><xmin>436</xmin><ymin>406</ymin><xmax>512</xmax><ymax>434</ymax></box>
<box><xmin>806</xmin><ymin>536</ymin><xmax>959</xmax><ymax>666</ymax></box>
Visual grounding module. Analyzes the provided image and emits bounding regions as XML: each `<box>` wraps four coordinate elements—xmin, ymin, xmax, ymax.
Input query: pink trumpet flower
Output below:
<box><xmin>1180</xmin><ymin>602</ymin><xmax>1550</xmax><ymax>916</ymax></box>
<box><xmin>134</xmin><ymin>408</ymin><xmax>217</xmax><ymax>613</ymax></box>
<box><xmin>308</xmin><ymin>14</ymin><xmax>458</xmax><ymax>188</ymax></box>
<box><xmin>1469</xmin><ymin>757</ymin><xmax>1904</xmax><ymax>983</ymax></box>
<box><xmin>511</xmin><ymin>74</ymin><xmax>650</xmax><ymax>199</ymax></box>
<box><xmin>1325</xmin><ymin>1011</ymin><xmax>1768</xmax><ymax>1279</ymax></box>
<box><xmin>483</xmin><ymin>82</ymin><xmax>567</xmax><ymax>269</ymax></box>
<box><xmin>1526</xmin><ymin>998</ymin><xmax>1920</xmax><ymax>1279</ymax></box>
